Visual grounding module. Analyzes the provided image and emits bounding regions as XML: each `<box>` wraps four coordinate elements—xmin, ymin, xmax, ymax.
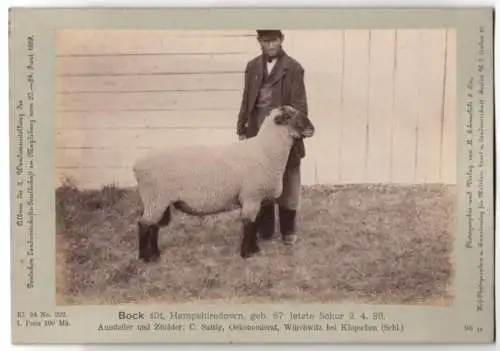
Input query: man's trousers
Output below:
<box><xmin>256</xmin><ymin>163</ymin><xmax>301</xmax><ymax>240</ymax></box>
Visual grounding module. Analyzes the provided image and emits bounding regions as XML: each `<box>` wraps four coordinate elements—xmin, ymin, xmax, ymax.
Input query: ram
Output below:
<box><xmin>132</xmin><ymin>105</ymin><xmax>315</xmax><ymax>262</ymax></box>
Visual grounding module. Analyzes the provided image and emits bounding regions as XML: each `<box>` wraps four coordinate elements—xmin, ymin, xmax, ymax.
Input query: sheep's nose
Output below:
<box><xmin>303</xmin><ymin>125</ymin><xmax>315</xmax><ymax>137</ymax></box>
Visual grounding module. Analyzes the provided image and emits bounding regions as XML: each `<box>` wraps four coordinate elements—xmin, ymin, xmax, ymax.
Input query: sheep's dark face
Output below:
<box><xmin>274</xmin><ymin>105</ymin><xmax>315</xmax><ymax>139</ymax></box>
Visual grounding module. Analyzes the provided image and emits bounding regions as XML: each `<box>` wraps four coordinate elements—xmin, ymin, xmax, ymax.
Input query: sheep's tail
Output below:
<box><xmin>172</xmin><ymin>201</ymin><xmax>201</xmax><ymax>215</ymax></box>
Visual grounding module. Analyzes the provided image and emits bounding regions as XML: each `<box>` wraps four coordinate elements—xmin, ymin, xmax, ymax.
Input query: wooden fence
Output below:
<box><xmin>55</xmin><ymin>29</ymin><xmax>456</xmax><ymax>189</ymax></box>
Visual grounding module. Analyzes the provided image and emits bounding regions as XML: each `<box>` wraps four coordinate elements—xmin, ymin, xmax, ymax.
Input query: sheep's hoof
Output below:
<box><xmin>240</xmin><ymin>248</ymin><xmax>253</xmax><ymax>259</ymax></box>
<box><xmin>139</xmin><ymin>250</ymin><xmax>157</xmax><ymax>263</ymax></box>
<box><xmin>241</xmin><ymin>247</ymin><xmax>262</xmax><ymax>259</ymax></box>
<box><xmin>241</xmin><ymin>252</ymin><xmax>256</xmax><ymax>259</ymax></box>
<box><xmin>151</xmin><ymin>250</ymin><xmax>161</xmax><ymax>262</ymax></box>
<box><xmin>259</xmin><ymin>232</ymin><xmax>274</xmax><ymax>241</ymax></box>
<box><xmin>139</xmin><ymin>251</ymin><xmax>147</xmax><ymax>261</ymax></box>
<box><xmin>252</xmin><ymin>249</ymin><xmax>264</xmax><ymax>257</ymax></box>
<box><xmin>250</xmin><ymin>245</ymin><xmax>261</xmax><ymax>254</ymax></box>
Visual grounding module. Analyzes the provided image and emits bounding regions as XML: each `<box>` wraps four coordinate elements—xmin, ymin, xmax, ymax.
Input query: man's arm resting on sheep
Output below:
<box><xmin>237</xmin><ymin>62</ymin><xmax>251</xmax><ymax>140</ymax></box>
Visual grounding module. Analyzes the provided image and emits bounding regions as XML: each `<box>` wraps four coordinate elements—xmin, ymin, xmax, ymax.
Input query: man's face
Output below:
<box><xmin>258</xmin><ymin>36</ymin><xmax>282</xmax><ymax>58</ymax></box>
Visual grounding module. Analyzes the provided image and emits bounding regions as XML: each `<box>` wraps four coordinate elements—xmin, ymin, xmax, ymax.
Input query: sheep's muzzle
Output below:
<box><xmin>272</xmin><ymin>105</ymin><xmax>315</xmax><ymax>139</ymax></box>
<box><xmin>302</xmin><ymin>125</ymin><xmax>315</xmax><ymax>138</ymax></box>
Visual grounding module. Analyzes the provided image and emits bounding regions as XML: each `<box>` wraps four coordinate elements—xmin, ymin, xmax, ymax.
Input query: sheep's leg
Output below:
<box><xmin>138</xmin><ymin>202</ymin><xmax>168</xmax><ymax>263</ymax></box>
<box><xmin>138</xmin><ymin>222</ymin><xmax>162</xmax><ymax>262</ymax></box>
<box><xmin>240</xmin><ymin>200</ymin><xmax>261</xmax><ymax>258</ymax></box>
<box><xmin>138</xmin><ymin>221</ymin><xmax>152</xmax><ymax>262</ymax></box>
<box><xmin>249</xmin><ymin>222</ymin><xmax>261</xmax><ymax>254</ymax></box>
<box><xmin>149</xmin><ymin>225</ymin><xmax>161</xmax><ymax>261</ymax></box>
<box><xmin>241</xmin><ymin>219</ymin><xmax>261</xmax><ymax>258</ymax></box>
<box><xmin>256</xmin><ymin>201</ymin><xmax>275</xmax><ymax>240</ymax></box>
<box><xmin>149</xmin><ymin>206</ymin><xmax>172</xmax><ymax>261</ymax></box>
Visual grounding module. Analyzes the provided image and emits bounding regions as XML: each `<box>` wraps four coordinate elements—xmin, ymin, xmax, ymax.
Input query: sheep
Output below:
<box><xmin>132</xmin><ymin>105</ymin><xmax>315</xmax><ymax>263</ymax></box>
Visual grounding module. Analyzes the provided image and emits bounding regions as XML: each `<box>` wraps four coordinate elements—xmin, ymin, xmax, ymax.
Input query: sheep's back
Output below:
<box><xmin>133</xmin><ymin>139</ymin><xmax>283</xmax><ymax>209</ymax></box>
<box><xmin>132</xmin><ymin>142</ymin><xmax>255</xmax><ymax>212</ymax></box>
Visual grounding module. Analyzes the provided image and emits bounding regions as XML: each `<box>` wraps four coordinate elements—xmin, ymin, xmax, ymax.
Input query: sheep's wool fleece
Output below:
<box><xmin>133</xmin><ymin>139</ymin><xmax>285</xmax><ymax>214</ymax></box>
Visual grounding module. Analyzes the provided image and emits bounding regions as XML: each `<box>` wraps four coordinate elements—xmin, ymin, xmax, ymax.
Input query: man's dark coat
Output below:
<box><xmin>236</xmin><ymin>50</ymin><xmax>308</xmax><ymax>168</ymax></box>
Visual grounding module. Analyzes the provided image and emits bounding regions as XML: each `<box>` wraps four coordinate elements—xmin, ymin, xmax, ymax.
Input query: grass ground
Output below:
<box><xmin>55</xmin><ymin>181</ymin><xmax>455</xmax><ymax>305</ymax></box>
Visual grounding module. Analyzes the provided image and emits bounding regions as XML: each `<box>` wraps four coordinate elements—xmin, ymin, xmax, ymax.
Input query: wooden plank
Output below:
<box><xmin>415</xmin><ymin>29</ymin><xmax>447</xmax><ymax>183</ymax></box>
<box><xmin>55</xmin><ymin>167</ymin><xmax>138</xmax><ymax>189</ymax></box>
<box><xmin>58</xmin><ymin>90</ymin><xmax>242</xmax><ymax>112</ymax></box>
<box><xmin>123</xmin><ymin>30</ymin><xmax>257</xmax><ymax>37</ymax></box>
<box><xmin>366</xmin><ymin>30</ymin><xmax>396</xmax><ymax>183</ymax></box>
<box><xmin>283</xmin><ymin>32</ymin><xmax>332</xmax><ymax>185</ymax></box>
<box><xmin>56</xmin><ymin>110</ymin><xmax>237</xmax><ymax>129</ymax></box>
<box><xmin>441</xmin><ymin>29</ymin><xmax>457</xmax><ymax>184</ymax></box>
<box><xmin>56</xmin><ymin>73</ymin><xmax>244</xmax><ymax>93</ymax></box>
<box><xmin>56</xmin><ymin>160</ymin><xmax>322</xmax><ymax>190</ymax></box>
<box><xmin>55</xmin><ymin>128</ymin><xmax>236</xmax><ymax>149</ymax></box>
<box><xmin>307</xmin><ymin>106</ymin><xmax>341</xmax><ymax>185</ymax></box>
<box><xmin>288</xmin><ymin>30</ymin><xmax>343</xmax><ymax>185</ymax></box>
<box><xmin>339</xmin><ymin>30</ymin><xmax>370</xmax><ymax>183</ymax></box>
<box><xmin>286</xmin><ymin>30</ymin><xmax>343</xmax><ymax>71</ymax></box>
<box><xmin>56</xmin><ymin>30</ymin><xmax>261</xmax><ymax>56</ymax></box>
<box><xmin>391</xmin><ymin>30</ymin><xmax>420</xmax><ymax>183</ymax></box>
<box><xmin>56</xmin><ymin>53</ymin><xmax>249</xmax><ymax>76</ymax></box>
<box><xmin>299</xmin><ymin>74</ymin><xmax>343</xmax><ymax>100</ymax></box>
<box><xmin>56</xmin><ymin>91</ymin><xmax>243</xmax><ymax>112</ymax></box>
<box><xmin>56</xmin><ymin>147</ymin><xmax>163</xmax><ymax>169</ymax></box>
<box><xmin>58</xmin><ymin>29</ymin><xmax>257</xmax><ymax>39</ymax></box>
<box><xmin>300</xmin><ymin>156</ymin><xmax>317</xmax><ymax>186</ymax></box>
<box><xmin>52</xmin><ymin>28</ymin><xmax>456</xmax><ymax>186</ymax></box>
<box><xmin>56</xmin><ymin>73</ymin><xmax>337</xmax><ymax>97</ymax></box>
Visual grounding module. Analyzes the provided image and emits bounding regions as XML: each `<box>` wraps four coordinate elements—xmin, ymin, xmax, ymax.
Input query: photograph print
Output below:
<box><xmin>54</xmin><ymin>28</ymin><xmax>456</xmax><ymax>306</ymax></box>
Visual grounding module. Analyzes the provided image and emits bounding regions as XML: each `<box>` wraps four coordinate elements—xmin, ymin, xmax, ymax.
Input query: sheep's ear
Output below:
<box><xmin>274</xmin><ymin>113</ymin><xmax>289</xmax><ymax>125</ymax></box>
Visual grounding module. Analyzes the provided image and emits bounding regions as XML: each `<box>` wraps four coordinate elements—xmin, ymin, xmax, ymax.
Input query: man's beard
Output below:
<box><xmin>264</xmin><ymin>47</ymin><xmax>282</xmax><ymax>61</ymax></box>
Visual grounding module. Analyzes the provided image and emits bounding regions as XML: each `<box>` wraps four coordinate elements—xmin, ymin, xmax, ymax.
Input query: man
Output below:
<box><xmin>236</xmin><ymin>29</ymin><xmax>308</xmax><ymax>246</ymax></box>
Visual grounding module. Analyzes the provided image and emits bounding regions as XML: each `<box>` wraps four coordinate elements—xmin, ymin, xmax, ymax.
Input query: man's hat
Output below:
<box><xmin>256</xmin><ymin>30</ymin><xmax>283</xmax><ymax>39</ymax></box>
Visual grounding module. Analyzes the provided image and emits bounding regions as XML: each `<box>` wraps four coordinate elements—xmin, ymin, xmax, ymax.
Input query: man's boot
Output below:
<box><xmin>256</xmin><ymin>202</ymin><xmax>275</xmax><ymax>240</ymax></box>
<box><xmin>279</xmin><ymin>206</ymin><xmax>297</xmax><ymax>245</ymax></box>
